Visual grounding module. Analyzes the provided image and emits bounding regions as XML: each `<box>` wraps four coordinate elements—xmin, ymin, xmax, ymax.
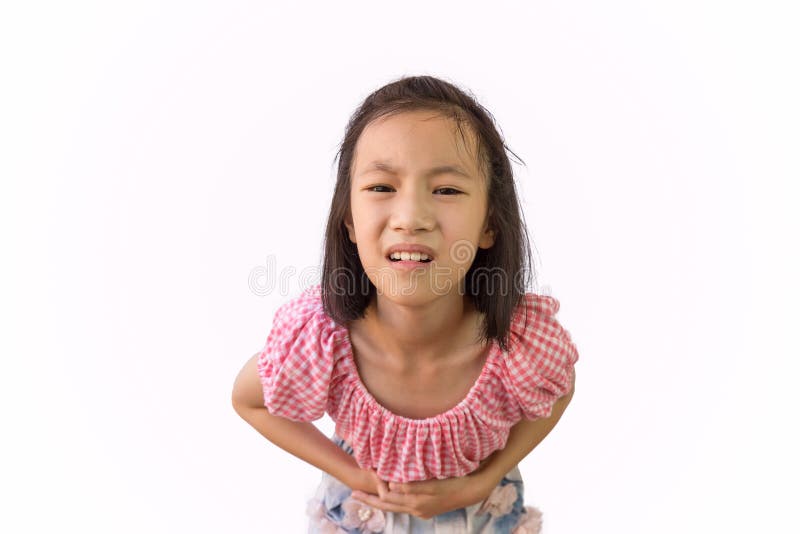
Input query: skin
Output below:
<box><xmin>340</xmin><ymin>110</ymin><xmax>576</xmax><ymax>518</ymax></box>
<box><xmin>350</xmin><ymin>388</ymin><xmax>574</xmax><ymax>519</ymax></box>
<box><xmin>231</xmin><ymin>110</ymin><xmax>576</xmax><ymax>521</ymax></box>
<box><xmin>232</xmin><ymin>352</ymin><xmax>574</xmax><ymax>520</ymax></box>
<box><xmin>344</xmin><ymin>109</ymin><xmax>495</xmax><ymax>364</ymax></box>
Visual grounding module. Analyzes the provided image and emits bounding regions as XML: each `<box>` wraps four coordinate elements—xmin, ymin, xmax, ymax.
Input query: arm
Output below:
<box><xmin>231</xmin><ymin>353</ymin><xmax>387</xmax><ymax>496</ymax></box>
<box><xmin>470</xmin><ymin>374</ymin><xmax>575</xmax><ymax>489</ymax></box>
<box><xmin>351</xmin><ymin>371</ymin><xmax>576</xmax><ymax>518</ymax></box>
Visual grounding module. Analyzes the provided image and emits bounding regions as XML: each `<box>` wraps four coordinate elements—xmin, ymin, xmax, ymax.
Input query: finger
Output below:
<box><xmin>376</xmin><ymin>479</ymin><xmax>390</xmax><ymax>500</ymax></box>
<box><xmin>351</xmin><ymin>491</ymin><xmax>412</xmax><ymax>515</ymax></box>
<box><xmin>355</xmin><ymin>488</ymin><xmax>421</xmax><ymax>508</ymax></box>
<box><xmin>388</xmin><ymin>482</ymin><xmax>407</xmax><ymax>494</ymax></box>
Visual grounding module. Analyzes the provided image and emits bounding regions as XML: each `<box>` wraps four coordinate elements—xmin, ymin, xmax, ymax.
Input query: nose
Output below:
<box><xmin>389</xmin><ymin>184</ymin><xmax>435</xmax><ymax>233</ymax></box>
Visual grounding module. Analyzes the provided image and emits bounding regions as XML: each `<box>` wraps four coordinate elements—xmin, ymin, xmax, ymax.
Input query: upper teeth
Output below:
<box><xmin>390</xmin><ymin>251</ymin><xmax>431</xmax><ymax>261</ymax></box>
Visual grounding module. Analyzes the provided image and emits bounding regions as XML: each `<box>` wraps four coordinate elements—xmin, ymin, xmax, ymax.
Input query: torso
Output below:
<box><xmin>346</xmin><ymin>309</ymin><xmax>492</xmax><ymax>420</ymax></box>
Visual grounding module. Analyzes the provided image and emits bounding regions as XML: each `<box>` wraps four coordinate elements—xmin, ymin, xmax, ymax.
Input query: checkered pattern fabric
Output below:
<box><xmin>257</xmin><ymin>283</ymin><xmax>579</xmax><ymax>483</ymax></box>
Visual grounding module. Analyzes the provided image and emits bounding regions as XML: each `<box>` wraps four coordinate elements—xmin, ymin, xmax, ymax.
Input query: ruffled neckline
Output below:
<box><xmin>332</xmin><ymin>322</ymin><xmax>503</xmax><ymax>426</ymax></box>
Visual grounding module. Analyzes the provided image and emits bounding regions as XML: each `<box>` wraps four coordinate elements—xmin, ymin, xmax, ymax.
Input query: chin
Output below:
<box><xmin>378</xmin><ymin>282</ymin><xmax>462</xmax><ymax>304</ymax></box>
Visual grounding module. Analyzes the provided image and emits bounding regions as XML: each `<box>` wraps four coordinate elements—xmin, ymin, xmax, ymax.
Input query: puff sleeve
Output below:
<box><xmin>256</xmin><ymin>287</ymin><xmax>335</xmax><ymax>422</ymax></box>
<box><xmin>500</xmin><ymin>293</ymin><xmax>580</xmax><ymax>421</ymax></box>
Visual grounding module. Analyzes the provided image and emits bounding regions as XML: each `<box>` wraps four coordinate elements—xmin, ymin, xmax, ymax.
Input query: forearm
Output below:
<box><xmin>473</xmin><ymin>388</ymin><xmax>574</xmax><ymax>487</ymax></box>
<box><xmin>233</xmin><ymin>404</ymin><xmax>371</xmax><ymax>492</ymax></box>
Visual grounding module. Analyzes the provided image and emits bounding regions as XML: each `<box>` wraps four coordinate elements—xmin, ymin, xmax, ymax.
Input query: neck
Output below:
<box><xmin>361</xmin><ymin>290</ymin><xmax>481</xmax><ymax>364</ymax></box>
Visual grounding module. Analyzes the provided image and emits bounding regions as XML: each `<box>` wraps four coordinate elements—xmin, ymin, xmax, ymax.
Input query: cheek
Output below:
<box><xmin>352</xmin><ymin>207</ymin><xmax>384</xmax><ymax>230</ymax></box>
<box><xmin>350</xmin><ymin>217</ymin><xmax>382</xmax><ymax>245</ymax></box>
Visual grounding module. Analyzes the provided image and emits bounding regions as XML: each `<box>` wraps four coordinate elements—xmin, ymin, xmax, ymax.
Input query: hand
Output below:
<box><xmin>348</xmin><ymin>467</ymin><xmax>390</xmax><ymax>497</ymax></box>
<box><xmin>350</xmin><ymin>471</ymin><xmax>495</xmax><ymax>520</ymax></box>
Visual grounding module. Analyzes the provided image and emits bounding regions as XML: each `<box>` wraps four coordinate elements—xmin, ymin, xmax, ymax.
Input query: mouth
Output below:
<box><xmin>387</xmin><ymin>252</ymin><xmax>434</xmax><ymax>264</ymax></box>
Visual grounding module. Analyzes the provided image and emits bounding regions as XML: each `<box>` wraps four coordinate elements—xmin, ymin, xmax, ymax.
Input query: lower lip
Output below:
<box><xmin>387</xmin><ymin>259</ymin><xmax>434</xmax><ymax>271</ymax></box>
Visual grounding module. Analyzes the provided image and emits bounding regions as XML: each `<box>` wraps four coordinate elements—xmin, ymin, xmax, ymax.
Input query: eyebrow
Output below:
<box><xmin>359</xmin><ymin>161</ymin><xmax>473</xmax><ymax>180</ymax></box>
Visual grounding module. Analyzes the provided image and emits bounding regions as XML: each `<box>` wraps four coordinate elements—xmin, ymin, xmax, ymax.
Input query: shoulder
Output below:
<box><xmin>270</xmin><ymin>283</ymin><xmax>327</xmax><ymax>326</ymax></box>
<box><xmin>511</xmin><ymin>293</ymin><xmax>569</xmax><ymax>351</ymax></box>
<box><xmin>258</xmin><ymin>283</ymin><xmax>329</xmax><ymax>361</ymax></box>
<box><xmin>256</xmin><ymin>283</ymin><xmax>344</xmax><ymax>421</ymax></box>
<box><xmin>498</xmin><ymin>291</ymin><xmax>580</xmax><ymax>420</ymax></box>
<box><xmin>257</xmin><ymin>283</ymin><xmax>344</xmax><ymax>376</ymax></box>
<box><xmin>507</xmin><ymin>293</ymin><xmax>576</xmax><ymax>359</ymax></box>
<box><xmin>262</xmin><ymin>283</ymin><xmax>340</xmax><ymax>346</ymax></box>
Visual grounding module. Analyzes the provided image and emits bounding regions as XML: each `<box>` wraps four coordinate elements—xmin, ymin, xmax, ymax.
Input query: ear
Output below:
<box><xmin>478</xmin><ymin>210</ymin><xmax>495</xmax><ymax>249</ymax></box>
<box><xmin>344</xmin><ymin>213</ymin><xmax>357</xmax><ymax>243</ymax></box>
<box><xmin>478</xmin><ymin>226</ymin><xmax>495</xmax><ymax>249</ymax></box>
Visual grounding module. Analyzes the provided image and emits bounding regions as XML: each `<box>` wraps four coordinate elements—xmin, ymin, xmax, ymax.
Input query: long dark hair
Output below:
<box><xmin>320</xmin><ymin>75</ymin><xmax>535</xmax><ymax>352</ymax></box>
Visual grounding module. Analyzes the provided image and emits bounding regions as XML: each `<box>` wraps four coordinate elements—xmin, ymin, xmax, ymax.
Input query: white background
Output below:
<box><xmin>2</xmin><ymin>1</ymin><xmax>798</xmax><ymax>533</ymax></box>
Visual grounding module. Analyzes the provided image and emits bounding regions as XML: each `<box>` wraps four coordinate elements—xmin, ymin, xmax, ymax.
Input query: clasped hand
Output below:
<box><xmin>350</xmin><ymin>468</ymin><xmax>493</xmax><ymax>520</ymax></box>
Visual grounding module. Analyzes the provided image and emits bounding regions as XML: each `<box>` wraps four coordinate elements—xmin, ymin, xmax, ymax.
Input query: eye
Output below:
<box><xmin>434</xmin><ymin>187</ymin><xmax>463</xmax><ymax>195</ymax></box>
<box><xmin>366</xmin><ymin>185</ymin><xmax>394</xmax><ymax>193</ymax></box>
<box><xmin>365</xmin><ymin>185</ymin><xmax>463</xmax><ymax>195</ymax></box>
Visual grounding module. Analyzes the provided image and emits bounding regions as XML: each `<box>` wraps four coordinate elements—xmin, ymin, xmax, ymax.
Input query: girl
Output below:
<box><xmin>232</xmin><ymin>75</ymin><xmax>580</xmax><ymax>533</ymax></box>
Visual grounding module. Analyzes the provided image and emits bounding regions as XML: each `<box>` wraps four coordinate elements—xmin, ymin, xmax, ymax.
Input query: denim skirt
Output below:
<box><xmin>306</xmin><ymin>434</ymin><xmax>543</xmax><ymax>534</ymax></box>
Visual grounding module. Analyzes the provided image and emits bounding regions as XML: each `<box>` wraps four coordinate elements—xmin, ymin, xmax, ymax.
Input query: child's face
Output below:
<box><xmin>345</xmin><ymin>110</ymin><xmax>495</xmax><ymax>301</ymax></box>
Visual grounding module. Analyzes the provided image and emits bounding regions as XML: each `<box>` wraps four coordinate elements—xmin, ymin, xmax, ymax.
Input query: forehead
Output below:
<box><xmin>353</xmin><ymin>110</ymin><xmax>484</xmax><ymax>177</ymax></box>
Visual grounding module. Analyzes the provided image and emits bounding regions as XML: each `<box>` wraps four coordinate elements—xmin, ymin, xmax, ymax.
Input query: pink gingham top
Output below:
<box><xmin>257</xmin><ymin>283</ymin><xmax>579</xmax><ymax>483</ymax></box>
